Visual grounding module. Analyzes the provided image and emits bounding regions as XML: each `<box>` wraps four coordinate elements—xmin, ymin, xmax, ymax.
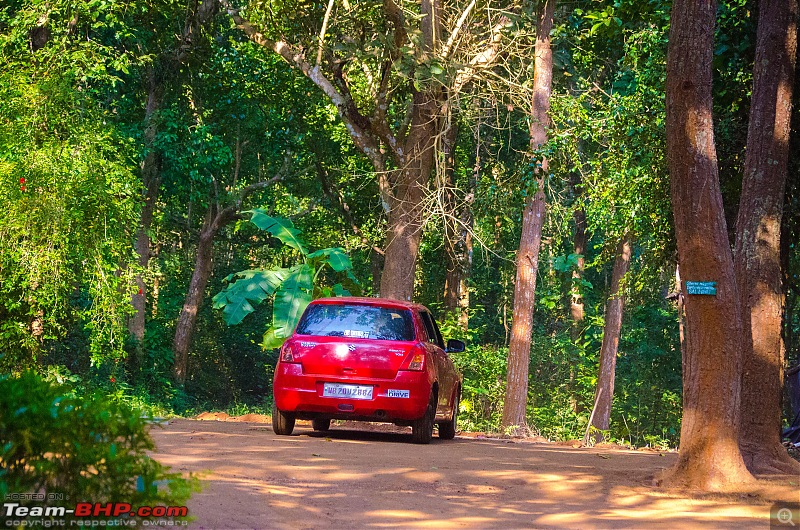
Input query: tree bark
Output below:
<box><xmin>130</xmin><ymin>72</ymin><xmax>163</xmax><ymax>344</ymax></box>
<box><xmin>224</xmin><ymin>0</ymin><xmax>506</xmax><ymax>304</ymax></box>
<box><xmin>130</xmin><ymin>0</ymin><xmax>219</xmax><ymax>346</ymax></box>
<box><xmin>501</xmin><ymin>0</ymin><xmax>555</xmax><ymax>434</ymax></box>
<box><xmin>380</xmin><ymin>91</ymin><xmax>438</xmax><ymax>301</ymax></box>
<box><xmin>587</xmin><ymin>235</ymin><xmax>631</xmax><ymax>440</ymax></box>
<box><xmin>570</xmin><ymin>181</ymin><xmax>587</xmax><ymax>337</ymax></box>
<box><xmin>734</xmin><ymin>0</ymin><xmax>799</xmax><ymax>475</ymax></box>
<box><xmin>443</xmin><ymin>121</ymin><xmax>461</xmax><ymax>312</ymax></box>
<box><xmin>173</xmin><ymin>214</ymin><xmax>217</xmax><ymax>383</ymax></box>
<box><xmin>443</xmin><ymin>122</ymin><xmax>477</xmax><ymax>330</ymax></box>
<box><xmin>664</xmin><ymin>0</ymin><xmax>754</xmax><ymax>490</ymax></box>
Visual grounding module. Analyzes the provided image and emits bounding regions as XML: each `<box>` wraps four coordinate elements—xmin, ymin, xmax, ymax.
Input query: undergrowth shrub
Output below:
<box><xmin>0</xmin><ymin>372</ymin><xmax>200</xmax><ymax>520</ymax></box>
<box><xmin>450</xmin><ymin>345</ymin><xmax>507</xmax><ymax>433</ymax></box>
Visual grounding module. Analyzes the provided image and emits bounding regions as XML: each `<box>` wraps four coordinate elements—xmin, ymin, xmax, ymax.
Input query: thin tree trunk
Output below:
<box><xmin>456</xmin><ymin>129</ymin><xmax>481</xmax><ymax>331</ymax></box>
<box><xmin>588</xmin><ymin>235</ymin><xmax>632</xmax><ymax>440</ymax></box>
<box><xmin>501</xmin><ymin>0</ymin><xmax>555</xmax><ymax>434</ymax></box>
<box><xmin>734</xmin><ymin>0</ymin><xmax>799</xmax><ymax>475</ymax></box>
<box><xmin>664</xmin><ymin>0</ymin><xmax>753</xmax><ymax>490</ymax></box>
<box><xmin>130</xmin><ymin>0</ymin><xmax>218</xmax><ymax>347</ymax></box>
<box><xmin>570</xmin><ymin>175</ymin><xmax>586</xmax><ymax>337</ymax></box>
<box><xmin>443</xmin><ymin>121</ymin><xmax>461</xmax><ymax>312</ymax></box>
<box><xmin>173</xmin><ymin>214</ymin><xmax>217</xmax><ymax>384</ymax></box>
<box><xmin>442</xmin><ymin>120</ymin><xmax>474</xmax><ymax>328</ymax></box>
<box><xmin>130</xmin><ymin>73</ymin><xmax>163</xmax><ymax>344</ymax></box>
<box><xmin>172</xmin><ymin>172</ymin><xmax>282</xmax><ymax>383</ymax></box>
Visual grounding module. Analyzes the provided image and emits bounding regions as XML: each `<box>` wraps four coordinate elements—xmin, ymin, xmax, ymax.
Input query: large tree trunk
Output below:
<box><xmin>173</xmin><ymin>215</ymin><xmax>217</xmax><ymax>384</ymax></box>
<box><xmin>664</xmin><ymin>0</ymin><xmax>754</xmax><ymax>490</ymax></box>
<box><xmin>130</xmin><ymin>73</ymin><xmax>163</xmax><ymax>344</ymax></box>
<box><xmin>587</xmin><ymin>235</ymin><xmax>631</xmax><ymax>441</ymax></box>
<box><xmin>380</xmin><ymin>92</ymin><xmax>438</xmax><ymax>301</ymax></box>
<box><xmin>734</xmin><ymin>0</ymin><xmax>799</xmax><ymax>475</ymax></box>
<box><xmin>500</xmin><ymin>0</ymin><xmax>555</xmax><ymax>434</ymax></box>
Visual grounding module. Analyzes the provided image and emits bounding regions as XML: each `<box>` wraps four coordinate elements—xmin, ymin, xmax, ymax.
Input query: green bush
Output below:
<box><xmin>0</xmin><ymin>372</ymin><xmax>200</xmax><ymax>520</ymax></box>
<box><xmin>450</xmin><ymin>345</ymin><xmax>508</xmax><ymax>433</ymax></box>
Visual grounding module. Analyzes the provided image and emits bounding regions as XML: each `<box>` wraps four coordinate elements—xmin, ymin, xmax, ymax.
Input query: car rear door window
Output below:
<box><xmin>420</xmin><ymin>311</ymin><xmax>444</xmax><ymax>349</ymax></box>
<box><xmin>296</xmin><ymin>304</ymin><xmax>416</xmax><ymax>341</ymax></box>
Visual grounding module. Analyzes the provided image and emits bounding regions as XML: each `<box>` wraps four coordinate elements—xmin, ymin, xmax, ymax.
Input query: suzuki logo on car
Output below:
<box><xmin>348</xmin><ymin>344</ymin><xmax>356</xmax><ymax>352</ymax></box>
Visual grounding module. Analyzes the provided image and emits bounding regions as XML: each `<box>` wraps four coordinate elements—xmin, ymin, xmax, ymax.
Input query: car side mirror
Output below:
<box><xmin>445</xmin><ymin>339</ymin><xmax>465</xmax><ymax>353</ymax></box>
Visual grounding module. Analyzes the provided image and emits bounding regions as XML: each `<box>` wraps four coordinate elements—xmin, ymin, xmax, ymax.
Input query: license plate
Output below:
<box><xmin>323</xmin><ymin>383</ymin><xmax>373</xmax><ymax>400</ymax></box>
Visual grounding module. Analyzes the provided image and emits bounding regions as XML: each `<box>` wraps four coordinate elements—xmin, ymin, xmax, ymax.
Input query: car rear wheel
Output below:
<box><xmin>312</xmin><ymin>418</ymin><xmax>331</xmax><ymax>432</ymax></box>
<box><xmin>438</xmin><ymin>391</ymin><xmax>459</xmax><ymax>440</ymax></box>
<box><xmin>412</xmin><ymin>391</ymin><xmax>436</xmax><ymax>444</ymax></box>
<box><xmin>272</xmin><ymin>400</ymin><xmax>295</xmax><ymax>436</ymax></box>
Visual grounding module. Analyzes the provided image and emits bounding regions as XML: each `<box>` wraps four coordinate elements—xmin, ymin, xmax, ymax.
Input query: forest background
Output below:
<box><xmin>1</xmin><ymin>0</ymin><xmax>799</xmax><ymax>454</ymax></box>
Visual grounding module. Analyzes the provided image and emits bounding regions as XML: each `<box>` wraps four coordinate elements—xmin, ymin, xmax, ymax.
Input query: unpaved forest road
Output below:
<box><xmin>151</xmin><ymin>418</ymin><xmax>799</xmax><ymax>529</ymax></box>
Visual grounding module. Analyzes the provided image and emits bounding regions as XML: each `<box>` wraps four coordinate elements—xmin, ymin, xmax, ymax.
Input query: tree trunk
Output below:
<box><xmin>130</xmin><ymin>73</ymin><xmax>163</xmax><ymax>344</ymax></box>
<box><xmin>570</xmin><ymin>175</ymin><xmax>587</xmax><ymax>338</ymax></box>
<box><xmin>442</xmin><ymin>121</ymin><xmax>474</xmax><ymax>329</ymax></box>
<box><xmin>664</xmin><ymin>0</ymin><xmax>754</xmax><ymax>490</ymax></box>
<box><xmin>734</xmin><ymin>0</ymin><xmax>799</xmax><ymax>475</ymax></box>
<box><xmin>443</xmin><ymin>121</ymin><xmax>461</xmax><ymax>312</ymax></box>
<box><xmin>173</xmin><ymin>215</ymin><xmax>217</xmax><ymax>384</ymax></box>
<box><xmin>587</xmin><ymin>235</ymin><xmax>631</xmax><ymax>440</ymax></box>
<box><xmin>380</xmin><ymin>92</ymin><xmax>438</xmax><ymax>301</ymax></box>
<box><xmin>501</xmin><ymin>0</ymin><xmax>555</xmax><ymax>434</ymax></box>
<box><xmin>676</xmin><ymin>264</ymin><xmax>686</xmax><ymax>352</ymax></box>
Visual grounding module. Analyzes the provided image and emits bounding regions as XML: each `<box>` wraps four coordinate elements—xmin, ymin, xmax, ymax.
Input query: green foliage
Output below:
<box><xmin>0</xmin><ymin>0</ymin><xmax>139</xmax><ymax>370</ymax></box>
<box><xmin>449</xmin><ymin>345</ymin><xmax>507</xmax><ymax>433</ymax></box>
<box><xmin>0</xmin><ymin>372</ymin><xmax>200</xmax><ymax>518</ymax></box>
<box><xmin>213</xmin><ymin>211</ymin><xmax>358</xmax><ymax>349</ymax></box>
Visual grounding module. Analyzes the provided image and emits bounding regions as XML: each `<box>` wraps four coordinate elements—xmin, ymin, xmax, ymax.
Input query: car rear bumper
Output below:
<box><xmin>273</xmin><ymin>363</ymin><xmax>431</xmax><ymax>421</ymax></box>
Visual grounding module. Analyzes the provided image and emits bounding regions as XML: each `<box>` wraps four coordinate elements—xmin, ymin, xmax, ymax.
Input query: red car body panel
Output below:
<box><xmin>273</xmin><ymin>297</ymin><xmax>461</xmax><ymax>425</ymax></box>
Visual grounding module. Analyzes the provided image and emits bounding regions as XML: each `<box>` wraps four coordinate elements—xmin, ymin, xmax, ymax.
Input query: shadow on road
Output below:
<box><xmin>150</xmin><ymin>419</ymin><xmax>795</xmax><ymax>529</ymax></box>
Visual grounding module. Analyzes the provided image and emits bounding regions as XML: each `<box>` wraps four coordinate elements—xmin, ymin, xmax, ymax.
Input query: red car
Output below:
<box><xmin>271</xmin><ymin>297</ymin><xmax>465</xmax><ymax>444</ymax></box>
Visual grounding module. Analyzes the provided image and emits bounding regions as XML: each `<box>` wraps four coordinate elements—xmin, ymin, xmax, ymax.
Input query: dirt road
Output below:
<box><xmin>150</xmin><ymin>418</ymin><xmax>798</xmax><ymax>529</ymax></box>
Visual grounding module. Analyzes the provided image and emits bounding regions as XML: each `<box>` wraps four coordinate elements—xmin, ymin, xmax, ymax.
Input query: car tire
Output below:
<box><xmin>312</xmin><ymin>418</ymin><xmax>331</xmax><ymax>432</ymax></box>
<box><xmin>438</xmin><ymin>391</ymin><xmax>459</xmax><ymax>440</ymax></box>
<box><xmin>272</xmin><ymin>400</ymin><xmax>295</xmax><ymax>436</ymax></box>
<box><xmin>412</xmin><ymin>391</ymin><xmax>436</xmax><ymax>444</ymax></box>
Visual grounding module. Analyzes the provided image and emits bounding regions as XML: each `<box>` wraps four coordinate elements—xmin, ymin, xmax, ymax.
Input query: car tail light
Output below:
<box><xmin>280</xmin><ymin>342</ymin><xmax>298</xmax><ymax>363</ymax></box>
<box><xmin>400</xmin><ymin>347</ymin><xmax>426</xmax><ymax>371</ymax></box>
<box><xmin>408</xmin><ymin>354</ymin><xmax>424</xmax><ymax>371</ymax></box>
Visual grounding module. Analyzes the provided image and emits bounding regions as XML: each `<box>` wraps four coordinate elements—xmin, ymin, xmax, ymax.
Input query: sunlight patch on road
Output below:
<box><xmin>363</xmin><ymin>509</ymin><xmax>427</xmax><ymax>519</ymax></box>
<box><xmin>366</xmin><ymin>516</ymin><xmax>498</xmax><ymax>528</ymax></box>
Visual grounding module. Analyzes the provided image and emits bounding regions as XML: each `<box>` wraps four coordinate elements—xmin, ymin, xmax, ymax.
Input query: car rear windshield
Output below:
<box><xmin>296</xmin><ymin>304</ymin><xmax>416</xmax><ymax>341</ymax></box>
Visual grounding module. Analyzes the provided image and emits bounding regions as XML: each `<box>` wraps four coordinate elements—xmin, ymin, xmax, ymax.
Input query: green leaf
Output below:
<box><xmin>271</xmin><ymin>264</ymin><xmax>313</xmax><ymax>343</ymax></box>
<box><xmin>332</xmin><ymin>283</ymin><xmax>351</xmax><ymax>296</ymax></box>
<box><xmin>307</xmin><ymin>247</ymin><xmax>353</xmax><ymax>272</ymax></box>
<box><xmin>261</xmin><ymin>326</ymin><xmax>285</xmax><ymax>350</ymax></box>
<box><xmin>213</xmin><ymin>269</ymin><xmax>288</xmax><ymax>325</ymax></box>
<box><xmin>247</xmin><ymin>209</ymin><xmax>308</xmax><ymax>254</ymax></box>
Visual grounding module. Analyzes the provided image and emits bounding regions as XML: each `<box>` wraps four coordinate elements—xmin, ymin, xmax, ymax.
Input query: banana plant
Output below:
<box><xmin>212</xmin><ymin>209</ymin><xmax>359</xmax><ymax>349</ymax></box>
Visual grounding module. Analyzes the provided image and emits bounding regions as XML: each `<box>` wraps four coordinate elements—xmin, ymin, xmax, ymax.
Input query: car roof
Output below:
<box><xmin>309</xmin><ymin>296</ymin><xmax>429</xmax><ymax>313</ymax></box>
